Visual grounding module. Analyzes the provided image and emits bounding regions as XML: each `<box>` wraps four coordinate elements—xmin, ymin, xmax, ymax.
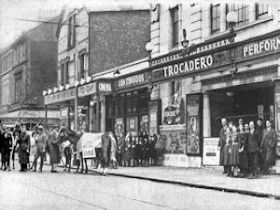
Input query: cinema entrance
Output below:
<box><xmin>208</xmin><ymin>81</ymin><xmax>274</xmax><ymax>137</ymax></box>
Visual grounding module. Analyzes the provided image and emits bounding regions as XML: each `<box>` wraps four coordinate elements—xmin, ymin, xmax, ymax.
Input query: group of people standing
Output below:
<box><xmin>98</xmin><ymin>131</ymin><xmax>158</xmax><ymax>171</ymax></box>
<box><xmin>0</xmin><ymin>121</ymin><xmax>61</xmax><ymax>173</ymax></box>
<box><xmin>219</xmin><ymin>118</ymin><xmax>277</xmax><ymax>178</ymax></box>
<box><xmin>117</xmin><ymin>132</ymin><xmax>158</xmax><ymax>168</ymax></box>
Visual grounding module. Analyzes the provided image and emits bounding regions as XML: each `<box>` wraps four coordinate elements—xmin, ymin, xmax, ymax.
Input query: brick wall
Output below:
<box><xmin>89</xmin><ymin>10</ymin><xmax>150</xmax><ymax>75</ymax></box>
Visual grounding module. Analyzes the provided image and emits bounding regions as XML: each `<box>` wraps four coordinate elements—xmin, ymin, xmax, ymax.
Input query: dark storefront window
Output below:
<box><xmin>256</xmin><ymin>4</ymin><xmax>269</xmax><ymax>20</ymax></box>
<box><xmin>170</xmin><ymin>6</ymin><xmax>179</xmax><ymax>48</ymax></box>
<box><xmin>210</xmin><ymin>84</ymin><xmax>274</xmax><ymax>137</ymax></box>
<box><xmin>210</xmin><ymin>4</ymin><xmax>220</xmax><ymax>34</ymax></box>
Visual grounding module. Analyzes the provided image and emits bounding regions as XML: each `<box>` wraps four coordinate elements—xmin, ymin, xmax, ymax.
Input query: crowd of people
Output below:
<box><xmin>0</xmin><ymin>121</ymin><xmax>61</xmax><ymax>173</ymax></box>
<box><xmin>218</xmin><ymin>118</ymin><xmax>277</xmax><ymax>179</ymax></box>
<box><xmin>0</xmin><ymin>120</ymin><xmax>161</xmax><ymax>174</ymax></box>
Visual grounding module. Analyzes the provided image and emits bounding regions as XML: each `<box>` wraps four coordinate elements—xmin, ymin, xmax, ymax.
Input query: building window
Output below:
<box><xmin>170</xmin><ymin>6</ymin><xmax>179</xmax><ymax>47</ymax></box>
<box><xmin>68</xmin><ymin>15</ymin><xmax>76</xmax><ymax>49</ymax></box>
<box><xmin>211</xmin><ymin>4</ymin><xmax>220</xmax><ymax>34</ymax></box>
<box><xmin>79</xmin><ymin>53</ymin><xmax>86</xmax><ymax>80</ymax></box>
<box><xmin>65</xmin><ymin>61</ymin><xmax>69</xmax><ymax>84</ymax></box>
<box><xmin>60</xmin><ymin>63</ymin><xmax>65</xmax><ymax>85</ymax></box>
<box><xmin>228</xmin><ymin>4</ymin><xmax>249</xmax><ymax>28</ymax></box>
<box><xmin>256</xmin><ymin>4</ymin><xmax>268</xmax><ymax>20</ymax></box>
<box><xmin>15</xmin><ymin>74</ymin><xmax>23</xmax><ymax>103</ymax></box>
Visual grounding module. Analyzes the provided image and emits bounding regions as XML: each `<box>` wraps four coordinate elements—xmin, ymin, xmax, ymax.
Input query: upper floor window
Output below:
<box><xmin>79</xmin><ymin>52</ymin><xmax>86</xmax><ymax>80</ymax></box>
<box><xmin>60</xmin><ymin>60</ymin><xmax>69</xmax><ymax>86</ymax></box>
<box><xmin>211</xmin><ymin>4</ymin><xmax>220</xmax><ymax>34</ymax></box>
<box><xmin>230</xmin><ymin>4</ymin><xmax>249</xmax><ymax>28</ymax></box>
<box><xmin>60</xmin><ymin>63</ymin><xmax>65</xmax><ymax>86</ymax></box>
<box><xmin>170</xmin><ymin>6</ymin><xmax>179</xmax><ymax>48</ymax></box>
<box><xmin>256</xmin><ymin>4</ymin><xmax>269</xmax><ymax>20</ymax></box>
<box><xmin>15</xmin><ymin>73</ymin><xmax>23</xmax><ymax>103</ymax></box>
<box><xmin>68</xmin><ymin>15</ymin><xmax>76</xmax><ymax>49</ymax></box>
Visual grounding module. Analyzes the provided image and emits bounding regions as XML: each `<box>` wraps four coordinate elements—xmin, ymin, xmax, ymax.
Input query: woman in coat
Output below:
<box><xmin>2</xmin><ymin>128</ymin><xmax>13</xmax><ymax>171</ymax></box>
<box><xmin>261</xmin><ymin>120</ymin><xmax>277</xmax><ymax>174</ymax></box>
<box><xmin>109</xmin><ymin>132</ymin><xmax>118</xmax><ymax>169</ymax></box>
<box><xmin>47</xmin><ymin>126</ymin><xmax>60</xmax><ymax>172</ymax></box>
<box><xmin>17</xmin><ymin>127</ymin><xmax>30</xmax><ymax>171</ymax></box>
<box><xmin>238</xmin><ymin>124</ymin><xmax>248</xmax><ymax>177</ymax></box>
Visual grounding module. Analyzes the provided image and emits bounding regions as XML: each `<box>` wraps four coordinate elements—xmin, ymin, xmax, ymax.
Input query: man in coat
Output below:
<box><xmin>247</xmin><ymin>121</ymin><xmax>261</xmax><ymax>178</ymax></box>
<box><xmin>256</xmin><ymin>118</ymin><xmax>264</xmax><ymax>172</ymax></box>
<box><xmin>261</xmin><ymin>120</ymin><xmax>277</xmax><ymax>174</ymax></box>
<box><xmin>218</xmin><ymin>118</ymin><xmax>227</xmax><ymax>174</ymax></box>
<box><xmin>101</xmin><ymin>131</ymin><xmax>111</xmax><ymax>170</ymax></box>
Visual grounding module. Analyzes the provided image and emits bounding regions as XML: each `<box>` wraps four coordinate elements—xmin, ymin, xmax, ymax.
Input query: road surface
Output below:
<box><xmin>0</xmin><ymin>167</ymin><xmax>279</xmax><ymax>210</ymax></box>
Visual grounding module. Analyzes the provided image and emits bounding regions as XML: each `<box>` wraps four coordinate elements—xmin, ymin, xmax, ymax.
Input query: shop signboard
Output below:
<box><xmin>44</xmin><ymin>88</ymin><xmax>76</xmax><ymax>105</ymax></box>
<box><xmin>97</xmin><ymin>81</ymin><xmax>112</xmax><ymax>94</ymax></box>
<box><xmin>202</xmin><ymin>137</ymin><xmax>220</xmax><ymax>165</ymax></box>
<box><xmin>186</xmin><ymin>94</ymin><xmax>202</xmax><ymax>156</ymax></box>
<box><xmin>114</xmin><ymin>72</ymin><xmax>151</xmax><ymax>90</ymax></box>
<box><xmin>242</xmin><ymin>35</ymin><xmax>280</xmax><ymax>59</ymax></box>
<box><xmin>81</xmin><ymin>132</ymin><xmax>102</xmax><ymax>159</ymax></box>
<box><xmin>78</xmin><ymin>82</ymin><xmax>97</xmax><ymax>97</ymax></box>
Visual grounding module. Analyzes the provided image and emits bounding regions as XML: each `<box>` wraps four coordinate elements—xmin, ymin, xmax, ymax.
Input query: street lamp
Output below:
<box><xmin>226</xmin><ymin>11</ymin><xmax>237</xmax><ymax>32</ymax></box>
<box><xmin>181</xmin><ymin>28</ymin><xmax>189</xmax><ymax>49</ymax></box>
<box><xmin>42</xmin><ymin>90</ymin><xmax>47</xmax><ymax>96</ymax></box>
<box><xmin>145</xmin><ymin>41</ymin><xmax>153</xmax><ymax>67</ymax></box>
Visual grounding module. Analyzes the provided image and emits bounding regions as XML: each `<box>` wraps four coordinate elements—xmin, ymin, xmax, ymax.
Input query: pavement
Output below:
<box><xmin>85</xmin><ymin>165</ymin><xmax>280</xmax><ymax>200</ymax></box>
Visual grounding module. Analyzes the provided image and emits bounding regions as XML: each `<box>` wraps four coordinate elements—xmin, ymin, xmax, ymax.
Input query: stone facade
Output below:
<box><xmin>0</xmin><ymin>16</ymin><xmax>59</xmax><ymax>126</ymax></box>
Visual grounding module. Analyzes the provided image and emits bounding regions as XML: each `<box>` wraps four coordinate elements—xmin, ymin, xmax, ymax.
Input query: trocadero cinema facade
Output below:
<box><xmin>44</xmin><ymin>29</ymin><xmax>280</xmax><ymax>168</ymax></box>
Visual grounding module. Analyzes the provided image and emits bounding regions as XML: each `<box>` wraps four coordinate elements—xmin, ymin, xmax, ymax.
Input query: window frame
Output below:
<box><xmin>210</xmin><ymin>4</ymin><xmax>221</xmax><ymax>34</ymax></box>
<box><xmin>170</xmin><ymin>6</ymin><xmax>179</xmax><ymax>48</ymax></box>
<box><xmin>255</xmin><ymin>4</ymin><xmax>269</xmax><ymax>20</ymax></box>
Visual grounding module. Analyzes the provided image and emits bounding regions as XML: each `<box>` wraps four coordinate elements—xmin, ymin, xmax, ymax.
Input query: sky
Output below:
<box><xmin>0</xmin><ymin>0</ymin><xmax>151</xmax><ymax>51</ymax></box>
<box><xmin>0</xmin><ymin>0</ymin><xmax>278</xmax><ymax>51</ymax></box>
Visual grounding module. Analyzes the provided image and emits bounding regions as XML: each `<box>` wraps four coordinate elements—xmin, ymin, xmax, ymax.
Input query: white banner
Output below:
<box><xmin>202</xmin><ymin>137</ymin><xmax>220</xmax><ymax>166</ymax></box>
<box><xmin>81</xmin><ymin>132</ymin><xmax>102</xmax><ymax>159</ymax></box>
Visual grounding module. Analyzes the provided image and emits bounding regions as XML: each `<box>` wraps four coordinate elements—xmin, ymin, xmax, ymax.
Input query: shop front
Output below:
<box><xmin>44</xmin><ymin>87</ymin><xmax>76</xmax><ymax>129</ymax></box>
<box><xmin>106</xmin><ymin>71</ymin><xmax>153</xmax><ymax>143</ymax></box>
<box><xmin>150</xmin><ymin>29</ymin><xmax>280</xmax><ymax>168</ymax></box>
<box><xmin>77</xmin><ymin>79</ymin><xmax>112</xmax><ymax>133</ymax></box>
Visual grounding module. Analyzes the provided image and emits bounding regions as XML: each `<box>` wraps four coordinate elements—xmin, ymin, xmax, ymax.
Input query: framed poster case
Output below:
<box><xmin>186</xmin><ymin>93</ymin><xmax>202</xmax><ymax>156</ymax></box>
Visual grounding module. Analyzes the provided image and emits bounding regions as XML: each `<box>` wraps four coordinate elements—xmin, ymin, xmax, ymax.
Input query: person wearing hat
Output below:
<box><xmin>32</xmin><ymin>125</ymin><xmax>47</xmax><ymax>172</ymax></box>
<box><xmin>16</xmin><ymin>125</ymin><xmax>30</xmax><ymax>171</ymax></box>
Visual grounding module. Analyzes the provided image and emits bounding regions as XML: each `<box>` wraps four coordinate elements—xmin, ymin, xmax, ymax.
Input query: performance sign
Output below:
<box><xmin>81</xmin><ymin>132</ymin><xmax>102</xmax><ymax>158</ymax></box>
<box><xmin>114</xmin><ymin>72</ymin><xmax>151</xmax><ymax>90</ymax></box>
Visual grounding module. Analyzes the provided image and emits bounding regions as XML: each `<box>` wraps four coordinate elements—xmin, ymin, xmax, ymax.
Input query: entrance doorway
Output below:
<box><xmin>209</xmin><ymin>82</ymin><xmax>274</xmax><ymax>137</ymax></box>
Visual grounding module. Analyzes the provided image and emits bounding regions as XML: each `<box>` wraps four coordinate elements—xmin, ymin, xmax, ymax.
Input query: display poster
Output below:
<box><xmin>114</xmin><ymin>118</ymin><xmax>124</xmax><ymax>138</ymax></box>
<box><xmin>186</xmin><ymin>94</ymin><xmax>202</xmax><ymax>155</ymax></box>
<box><xmin>126</xmin><ymin>116</ymin><xmax>138</xmax><ymax>136</ymax></box>
<box><xmin>149</xmin><ymin>100</ymin><xmax>161</xmax><ymax>136</ymax></box>
<box><xmin>202</xmin><ymin>138</ymin><xmax>220</xmax><ymax>165</ymax></box>
<box><xmin>159</xmin><ymin>125</ymin><xmax>186</xmax><ymax>154</ymax></box>
<box><xmin>81</xmin><ymin>132</ymin><xmax>102</xmax><ymax>159</ymax></box>
<box><xmin>140</xmin><ymin>115</ymin><xmax>149</xmax><ymax>134</ymax></box>
<box><xmin>163</xmin><ymin>80</ymin><xmax>185</xmax><ymax>125</ymax></box>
